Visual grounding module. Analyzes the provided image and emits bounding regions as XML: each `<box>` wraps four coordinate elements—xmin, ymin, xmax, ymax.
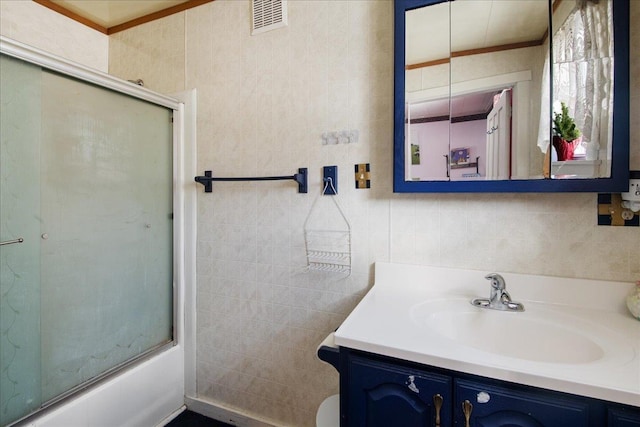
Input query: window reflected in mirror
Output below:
<box><xmin>541</xmin><ymin>0</ymin><xmax>614</xmax><ymax>179</ymax></box>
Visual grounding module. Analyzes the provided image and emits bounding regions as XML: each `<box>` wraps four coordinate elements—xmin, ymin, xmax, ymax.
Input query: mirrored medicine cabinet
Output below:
<box><xmin>393</xmin><ymin>0</ymin><xmax>630</xmax><ymax>193</ymax></box>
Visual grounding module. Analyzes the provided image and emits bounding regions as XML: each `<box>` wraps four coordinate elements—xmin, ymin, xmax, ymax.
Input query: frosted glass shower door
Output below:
<box><xmin>0</xmin><ymin>52</ymin><xmax>174</xmax><ymax>426</ymax></box>
<box><xmin>0</xmin><ymin>55</ymin><xmax>42</xmax><ymax>427</ymax></box>
<box><xmin>38</xmin><ymin>71</ymin><xmax>174</xmax><ymax>403</ymax></box>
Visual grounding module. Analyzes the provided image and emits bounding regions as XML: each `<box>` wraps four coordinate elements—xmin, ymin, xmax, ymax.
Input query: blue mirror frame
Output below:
<box><xmin>393</xmin><ymin>0</ymin><xmax>630</xmax><ymax>193</ymax></box>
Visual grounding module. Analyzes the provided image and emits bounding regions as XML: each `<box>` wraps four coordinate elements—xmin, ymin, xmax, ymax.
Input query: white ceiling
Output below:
<box><xmin>406</xmin><ymin>0</ymin><xmax>549</xmax><ymax>65</ymax></box>
<box><xmin>50</xmin><ymin>0</ymin><xmax>190</xmax><ymax>28</ymax></box>
<box><xmin>47</xmin><ymin>0</ymin><xmax>548</xmax><ymax>45</ymax></box>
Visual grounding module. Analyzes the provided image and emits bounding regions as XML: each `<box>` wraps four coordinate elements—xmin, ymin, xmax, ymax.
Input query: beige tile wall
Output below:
<box><xmin>108</xmin><ymin>1</ymin><xmax>640</xmax><ymax>425</ymax></box>
<box><xmin>109</xmin><ymin>13</ymin><xmax>186</xmax><ymax>94</ymax></box>
<box><xmin>1</xmin><ymin>1</ymin><xmax>108</xmax><ymax>72</ymax></box>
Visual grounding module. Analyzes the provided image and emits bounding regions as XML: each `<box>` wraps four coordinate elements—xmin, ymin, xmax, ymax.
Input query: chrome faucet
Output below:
<box><xmin>471</xmin><ymin>273</ymin><xmax>524</xmax><ymax>311</ymax></box>
<box><xmin>487</xmin><ymin>273</ymin><xmax>509</xmax><ymax>306</ymax></box>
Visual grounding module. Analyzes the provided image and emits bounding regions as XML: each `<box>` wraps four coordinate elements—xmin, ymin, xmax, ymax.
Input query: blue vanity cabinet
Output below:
<box><xmin>338</xmin><ymin>348</ymin><xmax>640</xmax><ymax>427</ymax></box>
<box><xmin>345</xmin><ymin>354</ymin><xmax>453</xmax><ymax>427</ymax></box>
<box><xmin>454</xmin><ymin>379</ymin><xmax>590</xmax><ymax>427</ymax></box>
<box><xmin>608</xmin><ymin>405</ymin><xmax>640</xmax><ymax>427</ymax></box>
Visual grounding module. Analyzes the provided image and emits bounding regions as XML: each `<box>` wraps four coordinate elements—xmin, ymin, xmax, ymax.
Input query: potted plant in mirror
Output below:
<box><xmin>552</xmin><ymin>102</ymin><xmax>582</xmax><ymax>161</ymax></box>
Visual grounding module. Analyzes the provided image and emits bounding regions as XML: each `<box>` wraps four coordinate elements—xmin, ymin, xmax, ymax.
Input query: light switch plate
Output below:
<box><xmin>355</xmin><ymin>164</ymin><xmax>371</xmax><ymax>189</ymax></box>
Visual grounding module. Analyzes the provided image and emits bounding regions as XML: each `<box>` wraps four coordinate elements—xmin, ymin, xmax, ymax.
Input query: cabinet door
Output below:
<box><xmin>347</xmin><ymin>355</ymin><xmax>452</xmax><ymax>427</ymax></box>
<box><xmin>455</xmin><ymin>379</ymin><xmax>589</xmax><ymax>427</ymax></box>
<box><xmin>608</xmin><ymin>406</ymin><xmax>640</xmax><ymax>427</ymax></box>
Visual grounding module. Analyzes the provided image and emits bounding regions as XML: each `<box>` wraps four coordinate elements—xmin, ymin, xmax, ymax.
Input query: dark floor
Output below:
<box><xmin>166</xmin><ymin>410</ymin><xmax>235</xmax><ymax>427</ymax></box>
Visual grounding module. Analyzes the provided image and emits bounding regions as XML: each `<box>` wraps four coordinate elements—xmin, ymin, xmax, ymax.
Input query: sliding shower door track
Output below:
<box><xmin>8</xmin><ymin>340</ymin><xmax>175</xmax><ymax>427</ymax></box>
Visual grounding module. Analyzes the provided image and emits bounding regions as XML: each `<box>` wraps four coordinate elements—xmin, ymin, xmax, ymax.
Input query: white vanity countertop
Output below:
<box><xmin>334</xmin><ymin>262</ymin><xmax>640</xmax><ymax>407</ymax></box>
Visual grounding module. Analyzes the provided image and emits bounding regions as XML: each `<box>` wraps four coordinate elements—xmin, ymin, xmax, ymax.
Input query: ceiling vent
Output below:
<box><xmin>252</xmin><ymin>0</ymin><xmax>287</xmax><ymax>35</ymax></box>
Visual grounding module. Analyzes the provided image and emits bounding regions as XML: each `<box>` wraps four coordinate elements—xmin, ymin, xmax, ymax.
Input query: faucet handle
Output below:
<box><xmin>484</xmin><ymin>273</ymin><xmax>506</xmax><ymax>290</ymax></box>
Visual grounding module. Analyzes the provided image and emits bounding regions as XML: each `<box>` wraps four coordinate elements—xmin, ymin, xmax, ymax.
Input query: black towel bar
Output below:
<box><xmin>195</xmin><ymin>168</ymin><xmax>308</xmax><ymax>193</ymax></box>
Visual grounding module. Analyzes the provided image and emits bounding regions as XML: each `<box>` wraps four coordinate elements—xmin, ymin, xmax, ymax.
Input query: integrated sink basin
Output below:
<box><xmin>410</xmin><ymin>298</ymin><xmax>633</xmax><ymax>365</ymax></box>
<box><xmin>334</xmin><ymin>263</ymin><xmax>640</xmax><ymax>406</ymax></box>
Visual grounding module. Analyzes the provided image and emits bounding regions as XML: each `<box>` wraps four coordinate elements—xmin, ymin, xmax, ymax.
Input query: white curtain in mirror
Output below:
<box><xmin>537</xmin><ymin>0</ymin><xmax>613</xmax><ymax>174</ymax></box>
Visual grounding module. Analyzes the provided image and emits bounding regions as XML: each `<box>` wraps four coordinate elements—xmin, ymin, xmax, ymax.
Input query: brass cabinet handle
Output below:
<box><xmin>462</xmin><ymin>400</ymin><xmax>473</xmax><ymax>427</ymax></box>
<box><xmin>433</xmin><ymin>394</ymin><xmax>443</xmax><ymax>427</ymax></box>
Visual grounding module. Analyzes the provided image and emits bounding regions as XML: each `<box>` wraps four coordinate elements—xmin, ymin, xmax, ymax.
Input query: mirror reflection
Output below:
<box><xmin>405</xmin><ymin>1</ymin><xmax>450</xmax><ymax>181</ymax></box>
<box><xmin>404</xmin><ymin>0</ymin><xmax>614</xmax><ymax>182</ymax></box>
<box><xmin>408</xmin><ymin>89</ymin><xmax>510</xmax><ymax>181</ymax></box>
<box><xmin>542</xmin><ymin>0</ymin><xmax>614</xmax><ymax>179</ymax></box>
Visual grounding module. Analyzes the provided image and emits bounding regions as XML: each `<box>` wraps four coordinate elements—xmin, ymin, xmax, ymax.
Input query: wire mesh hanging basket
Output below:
<box><xmin>303</xmin><ymin>178</ymin><xmax>351</xmax><ymax>275</ymax></box>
